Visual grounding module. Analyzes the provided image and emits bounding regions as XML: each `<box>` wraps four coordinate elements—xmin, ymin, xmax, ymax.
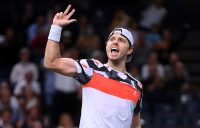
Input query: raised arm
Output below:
<box><xmin>44</xmin><ymin>5</ymin><xmax>77</xmax><ymax>77</ymax></box>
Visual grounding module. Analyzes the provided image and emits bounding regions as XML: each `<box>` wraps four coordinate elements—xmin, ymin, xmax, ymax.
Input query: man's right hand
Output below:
<box><xmin>53</xmin><ymin>4</ymin><xmax>77</xmax><ymax>27</ymax></box>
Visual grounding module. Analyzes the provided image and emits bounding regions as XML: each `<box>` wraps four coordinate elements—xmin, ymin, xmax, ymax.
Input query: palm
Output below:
<box><xmin>53</xmin><ymin>5</ymin><xmax>77</xmax><ymax>27</ymax></box>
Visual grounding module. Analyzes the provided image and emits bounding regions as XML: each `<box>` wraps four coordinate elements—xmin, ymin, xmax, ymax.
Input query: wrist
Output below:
<box><xmin>52</xmin><ymin>23</ymin><xmax>62</xmax><ymax>27</ymax></box>
<box><xmin>48</xmin><ymin>25</ymin><xmax>62</xmax><ymax>43</ymax></box>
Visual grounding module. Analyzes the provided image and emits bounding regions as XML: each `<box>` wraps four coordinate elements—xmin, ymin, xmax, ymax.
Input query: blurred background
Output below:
<box><xmin>0</xmin><ymin>0</ymin><xmax>200</xmax><ymax>127</ymax></box>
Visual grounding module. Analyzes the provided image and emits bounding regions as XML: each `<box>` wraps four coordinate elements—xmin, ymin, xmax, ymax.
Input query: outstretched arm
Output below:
<box><xmin>44</xmin><ymin>5</ymin><xmax>77</xmax><ymax>77</ymax></box>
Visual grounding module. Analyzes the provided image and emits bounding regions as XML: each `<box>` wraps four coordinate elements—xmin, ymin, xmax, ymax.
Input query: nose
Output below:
<box><xmin>112</xmin><ymin>39</ymin><xmax>118</xmax><ymax>45</ymax></box>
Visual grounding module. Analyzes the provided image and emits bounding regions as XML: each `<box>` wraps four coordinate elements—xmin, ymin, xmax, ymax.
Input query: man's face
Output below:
<box><xmin>106</xmin><ymin>34</ymin><xmax>133</xmax><ymax>63</ymax></box>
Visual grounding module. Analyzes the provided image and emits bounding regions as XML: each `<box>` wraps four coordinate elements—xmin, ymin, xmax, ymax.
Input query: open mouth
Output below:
<box><xmin>111</xmin><ymin>48</ymin><xmax>119</xmax><ymax>53</ymax></box>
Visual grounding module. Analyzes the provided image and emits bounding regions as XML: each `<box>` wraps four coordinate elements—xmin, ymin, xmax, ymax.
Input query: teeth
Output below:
<box><xmin>111</xmin><ymin>48</ymin><xmax>119</xmax><ymax>52</ymax></box>
<box><xmin>111</xmin><ymin>48</ymin><xmax>118</xmax><ymax>50</ymax></box>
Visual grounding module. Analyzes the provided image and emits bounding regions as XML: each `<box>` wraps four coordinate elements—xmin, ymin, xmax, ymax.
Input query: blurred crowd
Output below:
<box><xmin>0</xmin><ymin>0</ymin><xmax>199</xmax><ymax>127</ymax></box>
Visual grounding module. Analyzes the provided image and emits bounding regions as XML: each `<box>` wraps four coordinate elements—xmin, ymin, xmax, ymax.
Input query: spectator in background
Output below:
<box><xmin>141</xmin><ymin>51</ymin><xmax>165</xmax><ymax>81</ymax></box>
<box><xmin>31</xmin><ymin>120</ymin><xmax>43</xmax><ymax>128</ymax></box>
<box><xmin>10</xmin><ymin>47</ymin><xmax>38</xmax><ymax>86</ymax></box>
<box><xmin>27</xmin><ymin>15</ymin><xmax>49</xmax><ymax>46</ymax></box>
<box><xmin>14</xmin><ymin>71</ymin><xmax>41</xmax><ymax>98</ymax></box>
<box><xmin>15</xmin><ymin>85</ymin><xmax>41</xmax><ymax>128</ymax></box>
<box><xmin>0</xmin><ymin>108</ymin><xmax>13</xmax><ymax>128</ymax></box>
<box><xmin>130</xmin><ymin>31</ymin><xmax>149</xmax><ymax>67</ymax></box>
<box><xmin>43</xmin><ymin>68</ymin><xmax>55</xmax><ymax>113</ymax></box>
<box><xmin>139</xmin><ymin>0</ymin><xmax>167</xmax><ymax>30</ymax></box>
<box><xmin>0</xmin><ymin>80</ymin><xmax>21</xmax><ymax>126</ymax></box>
<box><xmin>0</xmin><ymin>27</ymin><xmax>21</xmax><ymax>79</ymax></box>
<box><xmin>20</xmin><ymin>2</ymin><xmax>35</xmax><ymax>30</ymax></box>
<box><xmin>51</xmin><ymin>48</ymin><xmax>81</xmax><ymax>126</ymax></box>
<box><xmin>57</xmin><ymin>113</ymin><xmax>77</xmax><ymax>128</ymax></box>
<box><xmin>30</xmin><ymin>26</ymin><xmax>48</xmax><ymax>65</ymax></box>
<box><xmin>165</xmin><ymin>52</ymin><xmax>190</xmax><ymax>90</ymax></box>
<box><xmin>43</xmin><ymin>69</ymin><xmax>55</xmax><ymax>115</ymax></box>
<box><xmin>108</xmin><ymin>10</ymin><xmax>130</xmax><ymax>32</ymax></box>
<box><xmin>24</xmin><ymin>85</ymin><xmax>40</xmax><ymax>109</ymax></box>
<box><xmin>145</xmin><ymin>24</ymin><xmax>163</xmax><ymax>49</ymax></box>
<box><xmin>144</xmin><ymin>24</ymin><xmax>171</xmax><ymax>63</ymax></box>
<box><xmin>169</xmin><ymin>52</ymin><xmax>179</xmax><ymax>62</ymax></box>
<box><xmin>165</xmin><ymin>61</ymin><xmax>190</xmax><ymax>91</ymax></box>
<box><xmin>41</xmin><ymin>47</ymin><xmax>81</xmax><ymax>125</ymax></box>
<box><xmin>141</xmin><ymin>51</ymin><xmax>165</xmax><ymax>112</ymax></box>
<box><xmin>30</xmin><ymin>27</ymin><xmax>47</xmax><ymax>51</ymax></box>
<box><xmin>165</xmin><ymin>52</ymin><xmax>180</xmax><ymax>71</ymax></box>
<box><xmin>16</xmin><ymin>105</ymin><xmax>42</xmax><ymax>128</ymax></box>
<box><xmin>145</xmin><ymin>24</ymin><xmax>170</xmax><ymax>50</ymax></box>
<box><xmin>179</xmin><ymin>83</ymin><xmax>194</xmax><ymax>114</ymax></box>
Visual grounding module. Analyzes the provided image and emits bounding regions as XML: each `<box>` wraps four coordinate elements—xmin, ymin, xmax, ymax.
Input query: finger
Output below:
<box><xmin>64</xmin><ymin>4</ymin><xmax>71</xmax><ymax>15</ymax></box>
<box><xmin>66</xmin><ymin>9</ymin><xmax>75</xmax><ymax>20</ymax></box>
<box><xmin>67</xmin><ymin>19</ymin><xmax>77</xmax><ymax>24</ymax></box>
<box><xmin>64</xmin><ymin>19</ymin><xmax>77</xmax><ymax>25</ymax></box>
<box><xmin>55</xmin><ymin>13</ymin><xmax>59</xmax><ymax>19</ymax></box>
<box><xmin>59</xmin><ymin>12</ymin><xmax>63</xmax><ymax>20</ymax></box>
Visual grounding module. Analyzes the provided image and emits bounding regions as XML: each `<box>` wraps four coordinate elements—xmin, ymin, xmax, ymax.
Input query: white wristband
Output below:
<box><xmin>48</xmin><ymin>25</ymin><xmax>62</xmax><ymax>43</ymax></box>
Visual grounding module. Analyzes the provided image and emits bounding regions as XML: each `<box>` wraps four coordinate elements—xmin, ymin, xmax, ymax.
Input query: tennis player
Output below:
<box><xmin>44</xmin><ymin>4</ymin><xmax>143</xmax><ymax>128</ymax></box>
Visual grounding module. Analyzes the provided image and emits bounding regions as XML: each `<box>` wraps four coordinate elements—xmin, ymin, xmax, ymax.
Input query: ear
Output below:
<box><xmin>127</xmin><ymin>47</ymin><xmax>134</xmax><ymax>55</ymax></box>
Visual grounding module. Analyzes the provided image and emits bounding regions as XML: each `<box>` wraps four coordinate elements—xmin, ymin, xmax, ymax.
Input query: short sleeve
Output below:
<box><xmin>74</xmin><ymin>59</ymin><xmax>95</xmax><ymax>84</ymax></box>
<box><xmin>134</xmin><ymin>92</ymin><xmax>143</xmax><ymax>114</ymax></box>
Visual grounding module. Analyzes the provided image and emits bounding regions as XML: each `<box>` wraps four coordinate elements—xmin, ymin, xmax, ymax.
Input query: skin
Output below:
<box><xmin>106</xmin><ymin>34</ymin><xmax>133</xmax><ymax>72</ymax></box>
<box><xmin>44</xmin><ymin>4</ymin><xmax>141</xmax><ymax>128</ymax></box>
<box><xmin>132</xmin><ymin>114</ymin><xmax>141</xmax><ymax>128</ymax></box>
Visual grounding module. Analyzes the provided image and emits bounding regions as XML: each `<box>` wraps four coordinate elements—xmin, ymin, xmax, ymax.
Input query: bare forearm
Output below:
<box><xmin>44</xmin><ymin>39</ymin><xmax>77</xmax><ymax>76</ymax></box>
<box><xmin>44</xmin><ymin>40</ymin><xmax>61</xmax><ymax>68</ymax></box>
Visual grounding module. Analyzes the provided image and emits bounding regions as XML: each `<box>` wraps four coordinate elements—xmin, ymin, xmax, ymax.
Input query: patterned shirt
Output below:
<box><xmin>74</xmin><ymin>59</ymin><xmax>143</xmax><ymax>128</ymax></box>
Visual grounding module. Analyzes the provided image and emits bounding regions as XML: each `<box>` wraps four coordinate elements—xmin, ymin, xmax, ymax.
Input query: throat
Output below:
<box><xmin>106</xmin><ymin>61</ymin><xmax>127</xmax><ymax>73</ymax></box>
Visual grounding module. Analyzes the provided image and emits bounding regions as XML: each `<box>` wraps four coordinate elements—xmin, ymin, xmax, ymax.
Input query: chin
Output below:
<box><xmin>108</xmin><ymin>56</ymin><xmax>117</xmax><ymax>61</ymax></box>
<box><xmin>108</xmin><ymin>58</ymin><xmax>120</xmax><ymax>63</ymax></box>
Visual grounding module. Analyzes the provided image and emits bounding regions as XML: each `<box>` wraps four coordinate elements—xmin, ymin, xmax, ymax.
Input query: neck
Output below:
<box><xmin>106</xmin><ymin>60</ymin><xmax>127</xmax><ymax>73</ymax></box>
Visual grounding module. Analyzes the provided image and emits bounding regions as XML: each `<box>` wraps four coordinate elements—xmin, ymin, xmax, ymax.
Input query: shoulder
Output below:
<box><xmin>77</xmin><ymin>59</ymin><xmax>104</xmax><ymax>68</ymax></box>
<box><xmin>127</xmin><ymin>73</ymin><xmax>143</xmax><ymax>89</ymax></box>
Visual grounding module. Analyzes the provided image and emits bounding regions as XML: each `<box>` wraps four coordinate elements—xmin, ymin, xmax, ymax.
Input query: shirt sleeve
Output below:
<box><xmin>134</xmin><ymin>92</ymin><xmax>143</xmax><ymax>114</ymax></box>
<box><xmin>74</xmin><ymin>59</ymin><xmax>95</xmax><ymax>84</ymax></box>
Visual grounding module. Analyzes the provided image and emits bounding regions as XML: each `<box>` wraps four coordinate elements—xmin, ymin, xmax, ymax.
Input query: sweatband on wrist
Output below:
<box><xmin>48</xmin><ymin>25</ymin><xmax>62</xmax><ymax>43</ymax></box>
